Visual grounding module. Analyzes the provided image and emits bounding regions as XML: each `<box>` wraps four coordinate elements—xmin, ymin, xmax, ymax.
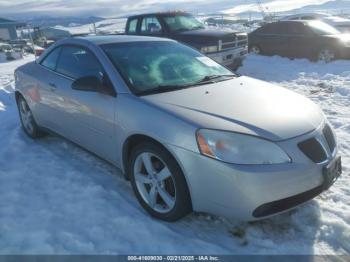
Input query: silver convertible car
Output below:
<box><xmin>15</xmin><ymin>36</ymin><xmax>342</xmax><ymax>221</ymax></box>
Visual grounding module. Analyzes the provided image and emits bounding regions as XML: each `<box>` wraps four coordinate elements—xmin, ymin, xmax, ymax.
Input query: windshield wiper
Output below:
<box><xmin>136</xmin><ymin>75</ymin><xmax>236</xmax><ymax>96</ymax></box>
<box><xmin>136</xmin><ymin>84</ymin><xmax>193</xmax><ymax>96</ymax></box>
<box><xmin>194</xmin><ymin>74</ymin><xmax>236</xmax><ymax>85</ymax></box>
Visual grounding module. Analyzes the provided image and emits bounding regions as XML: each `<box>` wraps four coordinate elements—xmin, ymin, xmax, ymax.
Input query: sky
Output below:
<box><xmin>0</xmin><ymin>0</ymin><xmax>338</xmax><ymax>18</ymax></box>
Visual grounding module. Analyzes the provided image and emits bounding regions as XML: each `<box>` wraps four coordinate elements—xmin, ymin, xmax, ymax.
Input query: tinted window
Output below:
<box><xmin>163</xmin><ymin>14</ymin><xmax>204</xmax><ymax>32</ymax></box>
<box><xmin>301</xmin><ymin>16</ymin><xmax>316</xmax><ymax>20</ymax></box>
<box><xmin>286</xmin><ymin>23</ymin><xmax>310</xmax><ymax>35</ymax></box>
<box><xmin>128</xmin><ymin>18</ymin><xmax>138</xmax><ymax>34</ymax></box>
<box><xmin>141</xmin><ymin>17</ymin><xmax>162</xmax><ymax>35</ymax></box>
<box><xmin>258</xmin><ymin>23</ymin><xmax>279</xmax><ymax>34</ymax></box>
<box><xmin>308</xmin><ymin>20</ymin><xmax>340</xmax><ymax>35</ymax></box>
<box><xmin>56</xmin><ymin>46</ymin><xmax>103</xmax><ymax>80</ymax></box>
<box><xmin>41</xmin><ymin>47</ymin><xmax>61</xmax><ymax>70</ymax></box>
<box><xmin>273</xmin><ymin>23</ymin><xmax>289</xmax><ymax>34</ymax></box>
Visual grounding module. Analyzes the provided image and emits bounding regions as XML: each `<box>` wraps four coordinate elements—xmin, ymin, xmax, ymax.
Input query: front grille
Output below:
<box><xmin>323</xmin><ymin>124</ymin><xmax>336</xmax><ymax>153</ymax></box>
<box><xmin>298</xmin><ymin>138</ymin><xmax>327</xmax><ymax>163</ymax></box>
<box><xmin>220</xmin><ymin>33</ymin><xmax>247</xmax><ymax>51</ymax></box>
<box><xmin>253</xmin><ymin>185</ymin><xmax>323</xmax><ymax>218</ymax></box>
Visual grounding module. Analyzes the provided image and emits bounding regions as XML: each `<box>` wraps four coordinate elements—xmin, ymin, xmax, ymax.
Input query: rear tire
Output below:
<box><xmin>17</xmin><ymin>95</ymin><xmax>45</xmax><ymax>138</ymax></box>
<box><xmin>249</xmin><ymin>45</ymin><xmax>262</xmax><ymax>55</ymax></box>
<box><xmin>129</xmin><ymin>142</ymin><xmax>192</xmax><ymax>221</ymax></box>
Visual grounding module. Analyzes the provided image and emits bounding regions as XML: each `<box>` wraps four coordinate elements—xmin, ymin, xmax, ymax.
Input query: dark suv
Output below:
<box><xmin>125</xmin><ymin>11</ymin><xmax>248</xmax><ymax>70</ymax></box>
<box><xmin>249</xmin><ymin>20</ymin><xmax>350</xmax><ymax>62</ymax></box>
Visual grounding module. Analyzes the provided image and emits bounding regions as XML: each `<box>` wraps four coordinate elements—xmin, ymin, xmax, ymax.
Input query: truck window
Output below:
<box><xmin>128</xmin><ymin>18</ymin><xmax>138</xmax><ymax>34</ymax></box>
<box><xmin>140</xmin><ymin>17</ymin><xmax>162</xmax><ymax>35</ymax></box>
<box><xmin>163</xmin><ymin>14</ymin><xmax>204</xmax><ymax>32</ymax></box>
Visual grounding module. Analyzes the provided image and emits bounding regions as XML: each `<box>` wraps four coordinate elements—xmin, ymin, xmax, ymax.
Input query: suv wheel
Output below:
<box><xmin>318</xmin><ymin>49</ymin><xmax>335</xmax><ymax>63</ymax></box>
<box><xmin>250</xmin><ymin>45</ymin><xmax>261</xmax><ymax>54</ymax></box>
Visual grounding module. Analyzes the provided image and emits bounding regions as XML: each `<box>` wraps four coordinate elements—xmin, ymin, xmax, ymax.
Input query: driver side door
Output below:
<box><xmin>52</xmin><ymin>45</ymin><xmax>118</xmax><ymax>163</ymax></box>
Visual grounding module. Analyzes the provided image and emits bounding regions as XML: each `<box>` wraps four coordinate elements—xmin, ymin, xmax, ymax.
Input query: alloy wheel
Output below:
<box><xmin>133</xmin><ymin>152</ymin><xmax>176</xmax><ymax>213</ymax></box>
<box><xmin>19</xmin><ymin>99</ymin><xmax>35</xmax><ymax>135</ymax></box>
<box><xmin>318</xmin><ymin>49</ymin><xmax>335</xmax><ymax>63</ymax></box>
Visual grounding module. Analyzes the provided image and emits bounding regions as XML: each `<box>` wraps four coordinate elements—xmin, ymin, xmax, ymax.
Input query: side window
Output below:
<box><xmin>259</xmin><ymin>23</ymin><xmax>278</xmax><ymax>34</ymax></box>
<box><xmin>140</xmin><ymin>17</ymin><xmax>162</xmax><ymax>35</ymax></box>
<box><xmin>56</xmin><ymin>46</ymin><xmax>103</xmax><ymax>80</ymax></box>
<box><xmin>273</xmin><ymin>23</ymin><xmax>288</xmax><ymax>34</ymax></box>
<box><xmin>41</xmin><ymin>47</ymin><xmax>61</xmax><ymax>70</ymax></box>
<box><xmin>127</xmin><ymin>18</ymin><xmax>138</xmax><ymax>34</ymax></box>
<box><xmin>301</xmin><ymin>16</ymin><xmax>316</xmax><ymax>20</ymax></box>
<box><xmin>287</xmin><ymin>23</ymin><xmax>310</xmax><ymax>35</ymax></box>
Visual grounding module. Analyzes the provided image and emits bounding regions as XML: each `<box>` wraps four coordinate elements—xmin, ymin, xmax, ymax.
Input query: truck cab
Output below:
<box><xmin>125</xmin><ymin>12</ymin><xmax>248</xmax><ymax>70</ymax></box>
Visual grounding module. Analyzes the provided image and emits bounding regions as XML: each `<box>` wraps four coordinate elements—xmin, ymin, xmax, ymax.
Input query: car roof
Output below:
<box><xmin>76</xmin><ymin>35</ymin><xmax>174</xmax><ymax>45</ymax></box>
<box><xmin>282</xmin><ymin>13</ymin><xmax>327</xmax><ymax>18</ymax></box>
<box><xmin>36</xmin><ymin>35</ymin><xmax>175</xmax><ymax>64</ymax></box>
<box><xmin>265</xmin><ymin>20</ymin><xmax>312</xmax><ymax>26</ymax></box>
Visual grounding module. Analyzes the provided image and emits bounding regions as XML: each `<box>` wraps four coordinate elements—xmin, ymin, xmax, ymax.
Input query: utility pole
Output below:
<box><xmin>256</xmin><ymin>0</ymin><xmax>272</xmax><ymax>21</ymax></box>
<box><xmin>92</xmin><ymin>22</ymin><xmax>97</xmax><ymax>35</ymax></box>
<box><xmin>27</xmin><ymin>24</ymin><xmax>36</xmax><ymax>60</ymax></box>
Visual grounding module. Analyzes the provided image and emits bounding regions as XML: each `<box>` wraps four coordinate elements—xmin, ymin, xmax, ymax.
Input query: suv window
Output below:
<box><xmin>273</xmin><ymin>23</ymin><xmax>290</xmax><ymax>34</ymax></box>
<box><xmin>56</xmin><ymin>46</ymin><xmax>103</xmax><ymax>80</ymax></box>
<box><xmin>301</xmin><ymin>16</ymin><xmax>316</xmax><ymax>20</ymax></box>
<box><xmin>141</xmin><ymin>17</ymin><xmax>162</xmax><ymax>35</ymax></box>
<box><xmin>128</xmin><ymin>18</ymin><xmax>138</xmax><ymax>34</ymax></box>
<box><xmin>287</xmin><ymin>23</ymin><xmax>310</xmax><ymax>35</ymax></box>
<box><xmin>41</xmin><ymin>47</ymin><xmax>61</xmax><ymax>70</ymax></box>
<box><xmin>259</xmin><ymin>23</ymin><xmax>281</xmax><ymax>34</ymax></box>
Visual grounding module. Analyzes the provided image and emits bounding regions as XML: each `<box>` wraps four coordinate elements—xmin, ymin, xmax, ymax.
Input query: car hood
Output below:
<box><xmin>173</xmin><ymin>28</ymin><xmax>244</xmax><ymax>46</ymax></box>
<box><xmin>177</xmin><ymin>28</ymin><xmax>239</xmax><ymax>38</ymax></box>
<box><xmin>142</xmin><ymin>76</ymin><xmax>324</xmax><ymax>141</ymax></box>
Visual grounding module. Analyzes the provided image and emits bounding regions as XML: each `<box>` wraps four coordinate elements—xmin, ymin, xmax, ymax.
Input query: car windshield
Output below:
<box><xmin>163</xmin><ymin>14</ymin><xmax>205</xmax><ymax>32</ymax></box>
<box><xmin>102</xmin><ymin>41</ymin><xmax>234</xmax><ymax>96</ymax></box>
<box><xmin>308</xmin><ymin>20</ymin><xmax>340</xmax><ymax>35</ymax></box>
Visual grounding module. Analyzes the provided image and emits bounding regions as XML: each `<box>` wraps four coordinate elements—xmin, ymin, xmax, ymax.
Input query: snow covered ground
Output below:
<box><xmin>0</xmin><ymin>54</ymin><xmax>349</xmax><ymax>255</ymax></box>
<box><xmin>54</xmin><ymin>18</ymin><xmax>127</xmax><ymax>35</ymax></box>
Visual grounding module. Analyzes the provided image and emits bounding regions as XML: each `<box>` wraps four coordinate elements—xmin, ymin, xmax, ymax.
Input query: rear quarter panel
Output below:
<box><xmin>15</xmin><ymin>62</ymin><xmax>47</xmax><ymax>126</ymax></box>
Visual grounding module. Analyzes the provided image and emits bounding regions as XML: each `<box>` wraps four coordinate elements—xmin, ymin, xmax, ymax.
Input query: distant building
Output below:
<box><xmin>0</xmin><ymin>18</ymin><xmax>26</xmax><ymax>41</ymax></box>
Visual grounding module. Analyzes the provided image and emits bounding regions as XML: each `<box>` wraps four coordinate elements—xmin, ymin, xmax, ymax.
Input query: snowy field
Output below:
<box><xmin>54</xmin><ymin>18</ymin><xmax>127</xmax><ymax>35</ymax></box>
<box><xmin>0</xmin><ymin>54</ymin><xmax>349</xmax><ymax>255</ymax></box>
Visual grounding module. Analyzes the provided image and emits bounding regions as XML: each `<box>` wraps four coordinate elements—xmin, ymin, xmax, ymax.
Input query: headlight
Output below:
<box><xmin>196</xmin><ymin>129</ymin><xmax>291</xmax><ymax>165</ymax></box>
<box><xmin>200</xmin><ymin>45</ymin><xmax>218</xmax><ymax>53</ymax></box>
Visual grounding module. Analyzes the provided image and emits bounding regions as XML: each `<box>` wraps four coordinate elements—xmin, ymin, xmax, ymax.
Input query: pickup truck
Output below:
<box><xmin>124</xmin><ymin>12</ymin><xmax>248</xmax><ymax>70</ymax></box>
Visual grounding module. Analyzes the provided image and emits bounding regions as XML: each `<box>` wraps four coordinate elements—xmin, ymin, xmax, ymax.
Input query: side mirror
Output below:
<box><xmin>72</xmin><ymin>76</ymin><xmax>104</xmax><ymax>92</ymax></box>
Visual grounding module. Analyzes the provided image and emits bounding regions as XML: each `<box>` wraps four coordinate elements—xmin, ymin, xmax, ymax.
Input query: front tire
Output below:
<box><xmin>317</xmin><ymin>49</ymin><xmax>336</xmax><ymax>63</ymax></box>
<box><xmin>249</xmin><ymin>45</ymin><xmax>262</xmax><ymax>55</ymax></box>
<box><xmin>17</xmin><ymin>95</ymin><xmax>45</xmax><ymax>138</ymax></box>
<box><xmin>129</xmin><ymin>142</ymin><xmax>192</xmax><ymax>221</ymax></box>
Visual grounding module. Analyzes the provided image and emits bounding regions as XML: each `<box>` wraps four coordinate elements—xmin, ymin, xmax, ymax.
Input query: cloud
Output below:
<box><xmin>223</xmin><ymin>0</ymin><xmax>335</xmax><ymax>14</ymax></box>
<box><xmin>0</xmin><ymin>0</ymin><xmax>336</xmax><ymax>18</ymax></box>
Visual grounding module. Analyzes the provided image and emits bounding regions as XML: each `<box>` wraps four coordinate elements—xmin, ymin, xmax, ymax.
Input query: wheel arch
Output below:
<box><xmin>121</xmin><ymin>133</ymin><xmax>193</xmax><ymax>209</ymax></box>
<box><xmin>14</xmin><ymin>90</ymin><xmax>24</xmax><ymax>103</ymax></box>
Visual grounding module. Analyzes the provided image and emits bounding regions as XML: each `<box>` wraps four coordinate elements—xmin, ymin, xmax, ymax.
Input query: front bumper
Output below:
<box><xmin>207</xmin><ymin>47</ymin><xmax>248</xmax><ymax>67</ymax></box>
<box><xmin>166</xmin><ymin>123</ymin><xmax>340</xmax><ymax>221</ymax></box>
